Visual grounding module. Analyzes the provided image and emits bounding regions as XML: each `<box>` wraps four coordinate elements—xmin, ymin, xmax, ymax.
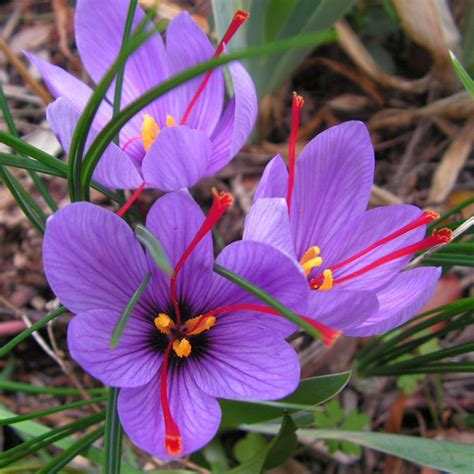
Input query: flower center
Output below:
<box><xmin>154</xmin><ymin>313</ymin><xmax>217</xmax><ymax>358</ymax></box>
<box><xmin>302</xmin><ymin>211</ymin><xmax>452</xmax><ymax>290</ymax></box>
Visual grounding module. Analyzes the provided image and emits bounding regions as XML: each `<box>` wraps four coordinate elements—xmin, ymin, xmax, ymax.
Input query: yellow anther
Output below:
<box><xmin>318</xmin><ymin>269</ymin><xmax>334</xmax><ymax>291</ymax></box>
<box><xmin>142</xmin><ymin>114</ymin><xmax>160</xmax><ymax>151</ymax></box>
<box><xmin>173</xmin><ymin>338</ymin><xmax>192</xmax><ymax>358</ymax></box>
<box><xmin>300</xmin><ymin>246</ymin><xmax>323</xmax><ymax>276</ymax></box>
<box><xmin>185</xmin><ymin>315</ymin><xmax>216</xmax><ymax>336</ymax></box>
<box><xmin>154</xmin><ymin>313</ymin><xmax>175</xmax><ymax>335</ymax></box>
<box><xmin>165</xmin><ymin>114</ymin><xmax>176</xmax><ymax>127</ymax></box>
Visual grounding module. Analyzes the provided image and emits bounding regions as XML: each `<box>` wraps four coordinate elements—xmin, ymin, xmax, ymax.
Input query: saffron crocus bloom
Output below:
<box><xmin>42</xmin><ymin>189</ymin><xmax>317</xmax><ymax>458</ymax></box>
<box><xmin>245</xmin><ymin>106</ymin><xmax>449</xmax><ymax>336</ymax></box>
<box><xmin>27</xmin><ymin>0</ymin><xmax>257</xmax><ymax>191</ymax></box>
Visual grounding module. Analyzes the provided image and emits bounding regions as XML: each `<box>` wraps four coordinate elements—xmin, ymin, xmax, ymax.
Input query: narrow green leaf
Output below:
<box><xmin>80</xmin><ymin>30</ymin><xmax>342</xmax><ymax>195</ymax></box>
<box><xmin>135</xmin><ymin>225</ymin><xmax>173</xmax><ymax>276</ymax></box>
<box><xmin>0</xmin><ymin>306</ymin><xmax>68</xmax><ymax>357</ymax></box>
<box><xmin>0</xmin><ymin>407</ymin><xmax>146</xmax><ymax>473</ymax></box>
<box><xmin>111</xmin><ymin>271</ymin><xmax>151</xmax><ymax>349</ymax></box>
<box><xmin>0</xmin><ymin>412</ymin><xmax>105</xmax><ymax>467</ymax></box>
<box><xmin>357</xmin><ymin>297</ymin><xmax>474</xmax><ymax>365</ymax></box>
<box><xmin>0</xmin><ymin>131</ymin><xmax>65</xmax><ymax>173</ymax></box>
<box><xmin>37</xmin><ymin>426</ymin><xmax>104</xmax><ymax>474</ymax></box>
<box><xmin>213</xmin><ymin>263</ymin><xmax>324</xmax><ymax>340</ymax></box>
<box><xmin>103</xmin><ymin>387</ymin><xmax>123</xmax><ymax>474</ymax></box>
<box><xmin>366</xmin><ymin>362</ymin><xmax>474</xmax><ymax>376</ymax></box>
<box><xmin>450</xmin><ymin>51</ymin><xmax>474</xmax><ymax>97</ymax></box>
<box><xmin>0</xmin><ymin>166</ymin><xmax>46</xmax><ymax>234</ymax></box>
<box><xmin>359</xmin><ymin>312</ymin><xmax>474</xmax><ymax>371</ymax></box>
<box><xmin>0</xmin><ymin>396</ymin><xmax>106</xmax><ymax>426</ymax></box>
<box><xmin>0</xmin><ymin>380</ymin><xmax>105</xmax><ymax>396</ymax></box>
<box><xmin>220</xmin><ymin>371</ymin><xmax>350</xmax><ymax>427</ymax></box>
<box><xmin>0</xmin><ymin>152</ymin><xmax>64</xmax><ymax>177</ymax></box>
<box><xmin>0</xmin><ymin>84</ymin><xmax>57</xmax><ymax>212</ymax></box>
<box><xmin>245</xmin><ymin>426</ymin><xmax>474</xmax><ymax>474</ymax></box>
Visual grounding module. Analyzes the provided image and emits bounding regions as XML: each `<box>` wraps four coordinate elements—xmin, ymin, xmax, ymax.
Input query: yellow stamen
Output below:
<box><xmin>165</xmin><ymin>114</ymin><xmax>176</xmax><ymax>127</ymax></box>
<box><xmin>318</xmin><ymin>269</ymin><xmax>334</xmax><ymax>291</ymax></box>
<box><xmin>300</xmin><ymin>246</ymin><xmax>323</xmax><ymax>276</ymax></box>
<box><xmin>185</xmin><ymin>315</ymin><xmax>216</xmax><ymax>336</ymax></box>
<box><xmin>173</xmin><ymin>338</ymin><xmax>192</xmax><ymax>358</ymax></box>
<box><xmin>154</xmin><ymin>313</ymin><xmax>175</xmax><ymax>335</ymax></box>
<box><xmin>142</xmin><ymin>114</ymin><xmax>160</xmax><ymax>151</ymax></box>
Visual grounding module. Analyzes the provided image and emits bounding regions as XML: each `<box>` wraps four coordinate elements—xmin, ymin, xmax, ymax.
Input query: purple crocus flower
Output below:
<box><xmin>27</xmin><ymin>0</ymin><xmax>257</xmax><ymax>192</ymax></box>
<box><xmin>42</xmin><ymin>189</ymin><xmax>320</xmax><ymax>458</ymax></box>
<box><xmin>245</xmin><ymin>95</ymin><xmax>451</xmax><ymax>336</ymax></box>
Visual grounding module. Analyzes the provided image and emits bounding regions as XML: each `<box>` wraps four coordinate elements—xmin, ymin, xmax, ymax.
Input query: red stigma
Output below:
<box><xmin>330</xmin><ymin>210</ymin><xmax>440</xmax><ymax>273</ymax></box>
<box><xmin>197</xmin><ymin>303</ymin><xmax>340</xmax><ymax>347</ymax></box>
<box><xmin>286</xmin><ymin>92</ymin><xmax>304</xmax><ymax>215</ymax></box>
<box><xmin>160</xmin><ymin>343</ymin><xmax>183</xmax><ymax>457</ymax></box>
<box><xmin>170</xmin><ymin>189</ymin><xmax>233</xmax><ymax>327</ymax></box>
<box><xmin>333</xmin><ymin>228</ymin><xmax>452</xmax><ymax>285</ymax></box>
<box><xmin>116</xmin><ymin>180</ymin><xmax>147</xmax><ymax>218</ymax></box>
<box><xmin>180</xmin><ymin>10</ymin><xmax>249</xmax><ymax>125</ymax></box>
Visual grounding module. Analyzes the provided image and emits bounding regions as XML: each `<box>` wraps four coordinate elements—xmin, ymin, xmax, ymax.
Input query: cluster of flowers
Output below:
<box><xmin>29</xmin><ymin>0</ymin><xmax>451</xmax><ymax>459</ymax></box>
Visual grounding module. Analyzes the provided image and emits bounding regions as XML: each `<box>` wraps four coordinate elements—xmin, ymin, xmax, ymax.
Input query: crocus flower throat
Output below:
<box><xmin>286</xmin><ymin>96</ymin><xmax>453</xmax><ymax>291</ymax></box>
<box><xmin>122</xmin><ymin>10</ymin><xmax>250</xmax><ymax>155</ymax></box>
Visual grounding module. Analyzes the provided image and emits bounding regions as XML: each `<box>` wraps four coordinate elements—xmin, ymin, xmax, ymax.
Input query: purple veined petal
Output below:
<box><xmin>243</xmin><ymin>198</ymin><xmax>296</xmax><ymax>260</ymax></box>
<box><xmin>321</xmin><ymin>205</ymin><xmax>426</xmax><ymax>293</ymax></box>
<box><xmin>189</xmin><ymin>320</ymin><xmax>300</xmax><ymax>400</ymax></box>
<box><xmin>348</xmin><ymin>267</ymin><xmax>441</xmax><ymax>336</ymax></box>
<box><xmin>291</xmin><ymin>121</ymin><xmax>374</xmax><ymax>259</ymax></box>
<box><xmin>46</xmin><ymin>98</ymin><xmax>143</xmax><ymax>188</ymax></box>
<box><xmin>43</xmin><ymin>203</ymin><xmax>150</xmax><ymax>315</ymax></box>
<box><xmin>206</xmin><ymin>60</ymin><xmax>258</xmax><ymax>176</ymax></box>
<box><xmin>25</xmin><ymin>52</ymin><xmax>112</xmax><ymax>130</ymax></box>
<box><xmin>75</xmin><ymin>0</ymin><xmax>170</xmax><ymax>124</ymax></box>
<box><xmin>210</xmin><ymin>240</ymin><xmax>309</xmax><ymax>337</ymax></box>
<box><xmin>165</xmin><ymin>12</ymin><xmax>224</xmax><ymax>134</ymax></box>
<box><xmin>306</xmin><ymin>289</ymin><xmax>379</xmax><ymax>333</ymax></box>
<box><xmin>119</xmin><ymin>364</ymin><xmax>221</xmax><ymax>459</ymax></box>
<box><xmin>141</xmin><ymin>125</ymin><xmax>211</xmax><ymax>191</ymax></box>
<box><xmin>254</xmin><ymin>154</ymin><xmax>288</xmax><ymax>201</ymax></box>
<box><xmin>26</xmin><ymin>52</ymin><xmax>142</xmax><ymax>153</ymax></box>
<box><xmin>68</xmin><ymin>309</ymin><xmax>159</xmax><ymax>388</ymax></box>
<box><xmin>145</xmin><ymin>190</ymin><xmax>214</xmax><ymax>311</ymax></box>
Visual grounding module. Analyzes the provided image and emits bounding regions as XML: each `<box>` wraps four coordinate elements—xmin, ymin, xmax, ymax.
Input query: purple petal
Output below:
<box><xmin>165</xmin><ymin>12</ymin><xmax>224</xmax><ymax>134</ymax></box>
<box><xmin>291</xmin><ymin>121</ymin><xmax>374</xmax><ymax>258</ymax></box>
<box><xmin>46</xmin><ymin>98</ymin><xmax>143</xmax><ymax>188</ymax></box>
<box><xmin>75</xmin><ymin>0</ymin><xmax>169</xmax><ymax>124</ymax></box>
<box><xmin>210</xmin><ymin>240</ymin><xmax>309</xmax><ymax>337</ymax></box>
<box><xmin>323</xmin><ymin>205</ymin><xmax>426</xmax><ymax>292</ymax></box>
<box><xmin>243</xmin><ymin>198</ymin><xmax>296</xmax><ymax>260</ymax></box>
<box><xmin>26</xmin><ymin>52</ymin><xmax>142</xmax><ymax>154</ymax></box>
<box><xmin>349</xmin><ymin>267</ymin><xmax>441</xmax><ymax>336</ymax></box>
<box><xmin>68</xmin><ymin>309</ymin><xmax>158</xmax><ymax>388</ymax></box>
<box><xmin>206</xmin><ymin>60</ymin><xmax>258</xmax><ymax>175</ymax></box>
<box><xmin>145</xmin><ymin>190</ymin><xmax>214</xmax><ymax>310</ymax></box>
<box><xmin>306</xmin><ymin>289</ymin><xmax>379</xmax><ymax>333</ymax></box>
<box><xmin>119</xmin><ymin>365</ymin><xmax>220</xmax><ymax>459</ymax></box>
<box><xmin>254</xmin><ymin>154</ymin><xmax>288</xmax><ymax>201</ymax></box>
<box><xmin>43</xmin><ymin>203</ymin><xmax>149</xmax><ymax>314</ymax></box>
<box><xmin>141</xmin><ymin>126</ymin><xmax>211</xmax><ymax>191</ymax></box>
<box><xmin>25</xmin><ymin>52</ymin><xmax>112</xmax><ymax>130</ymax></box>
<box><xmin>189</xmin><ymin>320</ymin><xmax>300</xmax><ymax>400</ymax></box>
